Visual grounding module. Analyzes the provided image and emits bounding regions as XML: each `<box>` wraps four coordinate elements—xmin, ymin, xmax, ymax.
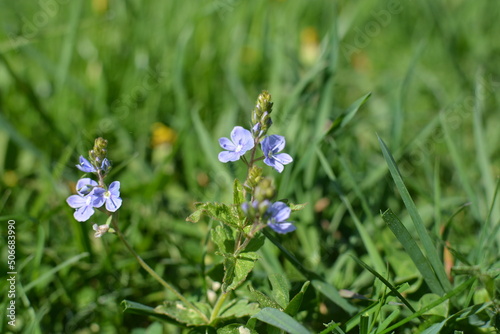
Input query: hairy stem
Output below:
<box><xmin>210</xmin><ymin>291</ymin><xmax>229</xmax><ymax>324</ymax></box>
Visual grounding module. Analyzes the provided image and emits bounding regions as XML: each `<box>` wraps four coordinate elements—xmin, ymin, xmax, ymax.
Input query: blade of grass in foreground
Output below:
<box><xmin>351</xmin><ymin>255</ymin><xmax>416</xmax><ymax>313</ymax></box>
<box><xmin>377</xmin><ymin>277</ymin><xmax>476</xmax><ymax>334</ymax></box>
<box><xmin>382</xmin><ymin>209</ymin><xmax>444</xmax><ymax>296</ymax></box>
<box><xmin>378</xmin><ymin>136</ymin><xmax>452</xmax><ymax>294</ymax></box>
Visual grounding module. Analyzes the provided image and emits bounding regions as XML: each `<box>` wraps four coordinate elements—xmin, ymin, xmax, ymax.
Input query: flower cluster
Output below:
<box><xmin>66</xmin><ymin>138</ymin><xmax>122</xmax><ymax>232</ymax></box>
<box><xmin>242</xmin><ymin>200</ymin><xmax>296</xmax><ymax>234</ymax></box>
<box><xmin>217</xmin><ymin>91</ymin><xmax>296</xmax><ymax>234</ymax></box>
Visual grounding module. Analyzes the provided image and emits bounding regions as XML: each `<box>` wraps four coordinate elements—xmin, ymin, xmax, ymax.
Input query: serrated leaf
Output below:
<box><xmin>251</xmin><ymin>307</ymin><xmax>311</xmax><ymax>334</ymax></box>
<box><xmin>285</xmin><ymin>281</ymin><xmax>310</xmax><ymax>316</ymax></box>
<box><xmin>223</xmin><ymin>252</ymin><xmax>259</xmax><ymax>291</ymax></box>
<box><xmin>154</xmin><ymin>301</ymin><xmax>211</xmax><ymax>326</ymax></box>
<box><xmin>217</xmin><ymin>324</ymin><xmax>258</xmax><ymax>334</ymax></box>
<box><xmin>249</xmin><ymin>285</ymin><xmax>283</xmax><ymax>309</ymax></box>
<box><xmin>188</xmin><ymin>202</ymin><xmax>241</xmax><ymax>228</ymax></box>
<box><xmin>269</xmin><ymin>273</ymin><xmax>290</xmax><ymax>309</ymax></box>
<box><xmin>243</xmin><ymin>233</ymin><xmax>266</xmax><ymax>253</ymax></box>
<box><xmin>186</xmin><ymin>207</ymin><xmax>204</xmax><ymax>223</ymax></box>
<box><xmin>219</xmin><ymin>299</ymin><xmax>260</xmax><ymax>320</ymax></box>
<box><xmin>212</xmin><ymin>224</ymin><xmax>235</xmax><ymax>254</ymax></box>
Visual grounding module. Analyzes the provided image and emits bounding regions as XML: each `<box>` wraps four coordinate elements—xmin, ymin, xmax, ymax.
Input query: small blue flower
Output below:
<box><xmin>76</xmin><ymin>178</ymin><xmax>98</xmax><ymax>195</ymax></box>
<box><xmin>265</xmin><ymin>201</ymin><xmax>296</xmax><ymax>234</ymax></box>
<box><xmin>218</xmin><ymin>126</ymin><xmax>255</xmax><ymax>163</ymax></box>
<box><xmin>261</xmin><ymin>135</ymin><xmax>293</xmax><ymax>173</ymax></box>
<box><xmin>76</xmin><ymin>156</ymin><xmax>96</xmax><ymax>173</ymax></box>
<box><xmin>103</xmin><ymin>181</ymin><xmax>122</xmax><ymax>212</ymax></box>
<box><xmin>67</xmin><ymin>179</ymin><xmax>105</xmax><ymax>222</ymax></box>
<box><xmin>101</xmin><ymin>158</ymin><xmax>111</xmax><ymax>173</ymax></box>
<box><xmin>76</xmin><ymin>156</ymin><xmax>111</xmax><ymax>173</ymax></box>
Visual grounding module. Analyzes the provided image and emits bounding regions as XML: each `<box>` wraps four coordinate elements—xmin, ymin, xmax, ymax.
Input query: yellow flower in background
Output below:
<box><xmin>92</xmin><ymin>0</ymin><xmax>108</xmax><ymax>14</ymax></box>
<box><xmin>300</xmin><ymin>27</ymin><xmax>320</xmax><ymax>66</ymax></box>
<box><xmin>151</xmin><ymin>122</ymin><xmax>177</xmax><ymax>148</ymax></box>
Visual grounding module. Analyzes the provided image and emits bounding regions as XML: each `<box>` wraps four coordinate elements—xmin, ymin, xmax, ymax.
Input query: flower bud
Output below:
<box><xmin>244</xmin><ymin>165</ymin><xmax>263</xmax><ymax>191</ymax></box>
<box><xmin>251</xmin><ymin>91</ymin><xmax>273</xmax><ymax>138</ymax></box>
<box><xmin>254</xmin><ymin>177</ymin><xmax>275</xmax><ymax>202</ymax></box>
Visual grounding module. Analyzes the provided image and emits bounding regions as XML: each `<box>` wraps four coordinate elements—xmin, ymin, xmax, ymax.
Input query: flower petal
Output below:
<box><xmin>269</xmin><ymin>202</ymin><xmax>291</xmax><ymax>222</ymax></box>
<box><xmin>265</xmin><ymin>135</ymin><xmax>286</xmax><ymax>153</ymax></box>
<box><xmin>66</xmin><ymin>195</ymin><xmax>87</xmax><ymax>208</ymax></box>
<box><xmin>219</xmin><ymin>137</ymin><xmax>236</xmax><ymax>150</ymax></box>
<box><xmin>76</xmin><ymin>178</ymin><xmax>98</xmax><ymax>195</ymax></box>
<box><xmin>218</xmin><ymin>151</ymin><xmax>241</xmax><ymax>163</ymax></box>
<box><xmin>269</xmin><ymin>222</ymin><xmax>296</xmax><ymax>234</ymax></box>
<box><xmin>274</xmin><ymin>153</ymin><xmax>293</xmax><ymax>165</ymax></box>
<box><xmin>76</xmin><ymin>156</ymin><xmax>96</xmax><ymax>173</ymax></box>
<box><xmin>105</xmin><ymin>196</ymin><xmax>122</xmax><ymax>212</ymax></box>
<box><xmin>92</xmin><ymin>194</ymin><xmax>105</xmax><ymax>208</ymax></box>
<box><xmin>74</xmin><ymin>205</ymin><xmax>95</xmax><ymax>222</ymax></box>
<box><xmin>108</xmin><ymin>181</ymin><xmax>121</xmax><ymax>196</ymax></box>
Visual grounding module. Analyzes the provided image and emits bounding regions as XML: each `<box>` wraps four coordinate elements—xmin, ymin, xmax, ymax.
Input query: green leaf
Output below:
<box><xmin>418</xmin><ymin>293</ymin><xmax>449</xmax><ymax>318</ymax></box>
<box><xmin>378</xmin><ymin>136</ymin><xmax>452</xmax><ymax>294</ymax></box>
<box><xmin>223</xmin><ymin>252</ymin><xmax>259</xmax><ymax>291</ymax></box>
<box><xmin>382</xmin><ymin>209</ymin><xmax>444</xmax><ymax>296</ymax></box>
<box><xmin>289</xmin><ymin>202</ymin><xmax>307</xmax><ymax>212</ymax></box>
<box><xmin>312</xmin><ymin>280</ymin><xmax>357</xmax><ymax>314</ymax></box>
<box><xmin>284</xmin><ymin>281</ymin><xmax>310</xmax><ymax>317</ymax></box>
<box><xmin>217</xmin><ymin>324</ymin><xmax>258</xmax><ymax>334</ymax></box>
<box><xmin>243</xmin><ymin>233</ymin><xmax>266</xmax><ymax>253</ymax></box>
<box><xmin>249</xmin><ymin>285</ymin><xmax>283</xmax><ymax>309</ymax></box>
<box><xmin>251</xmin><ymin>307</ymin><xmax>311</xmax><ymax>334</ymax></box>
<box><xmin>187</xmin><ymin>202</ymin><xmax>241</xmax><ymax>228</ymax></box>
<box><xmin>211</xmin><ymin>224</ymin><xmax>235</xmax><ymax>255</ymax></box>
<box><xmin>121</xmin><ymin>300</ymin><xmax>184</xmax><ymax>326</ymax></box>
<box><xmin>420</xmin><ymin>321</ymin><xmax>447</xmax><ymax>334</ymax></box>
<box><xmin>219</xmin><ymin>299</ymin><xmax>260</xmax><ymax>320</ymax></box>
<box><xmin>186</xmin><ymin>207</ymin><xmax>204</xmax><ymax>223</ymax></box>
<box><xmin>154</xmin><ymin>300</ymin><xmax>211</xmax><ymax>326</ymax></box>
<box><xmin>269</xmin><ymin>273</ymin><xmax>290</xmax><ymax>309</ymax></box>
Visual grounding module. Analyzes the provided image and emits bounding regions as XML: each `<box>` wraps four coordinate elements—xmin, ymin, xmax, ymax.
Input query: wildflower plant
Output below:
<box><xmin>66</xmin><ymin>92</ymin><xmax>307</xmax><ymax>332</ymax></box>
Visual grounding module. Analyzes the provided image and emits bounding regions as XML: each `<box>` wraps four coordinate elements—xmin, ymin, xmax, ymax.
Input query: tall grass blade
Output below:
<box><xmin>378</xmin><ymin>136</ymin><xmax>452</xmax><ymax>293</ymax></box>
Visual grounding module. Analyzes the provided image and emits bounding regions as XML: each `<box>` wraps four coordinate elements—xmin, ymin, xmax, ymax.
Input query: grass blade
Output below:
<box><xmin>382</xmin><ymin>209</ymin><xmax>444</xmax><ymax>295</ymax></box>
<box><xmin>377</xmin><ymin>277</ymin><xmax>476</xmax><ymax>334</ymax></box>
<box><xmin>378</xmin><ymin>136</ymin><xmax>452</xmax><ymax>294</ymax></box>
<box><xmin>251</xmin><ymin>307</ymin><xmax>311</xmax><ymax>334</ymax></box>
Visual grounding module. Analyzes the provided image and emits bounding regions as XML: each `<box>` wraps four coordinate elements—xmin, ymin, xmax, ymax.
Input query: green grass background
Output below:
<box><xmin>1</xmin><ymin>0</ymin><xmax>499</xmax><ymax>333</ymax></box>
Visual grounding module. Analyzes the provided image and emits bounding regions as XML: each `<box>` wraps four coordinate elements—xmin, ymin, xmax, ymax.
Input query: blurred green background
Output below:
<box><xmin>1</xmin><ymin>0</ymin><xmax>499</xmax><ymax>333</ymax></box>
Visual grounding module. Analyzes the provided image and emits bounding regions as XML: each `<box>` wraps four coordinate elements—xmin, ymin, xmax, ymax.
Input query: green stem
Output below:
<box><xmin>110</xmin><ymin>213</ymin><xmax>209</xmax><ymax>323</ymax></box>
<box><xmin>209</xmin><ymin>291</ymin><xmax>229</xmax><ymax>324</ymax></box>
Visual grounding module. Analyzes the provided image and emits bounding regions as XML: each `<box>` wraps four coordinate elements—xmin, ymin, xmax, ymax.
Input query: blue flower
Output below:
<box><xmin>67</xmin><ymin>179</ymin><xmax>105</xmax><ymax>222</ymax></box>
<box><xmin>75</xmin><ymin>177</ymin><xmax>97</xmax><ymax>195</ymax></box>
<box><xmin>76</xmin><ymin>156</ymin><xmax>96</xmax><ymax>173</ymax></box>
<box><xmin>261</xmin><ymin>135</ymin><xmax>293</xmax><ymax>173</ymax></box>
<box><xmin>76</xmin><ymin>156</ymin><xmax>111</xmax><ymax>173</ymax></box>
<box><xmin>218</xmin><ymin>126</ymin><xmax>255</xmax><ymax>163</ymax></box>
<box><xmin>265</xmin><ymin>201</ymin><xmax>296</xmax><ymax>234</ymax></box>
<box><xmin>103</xmin><ymin>181</ymin><xmax>122</xmax><ymax>212</ymax></box>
